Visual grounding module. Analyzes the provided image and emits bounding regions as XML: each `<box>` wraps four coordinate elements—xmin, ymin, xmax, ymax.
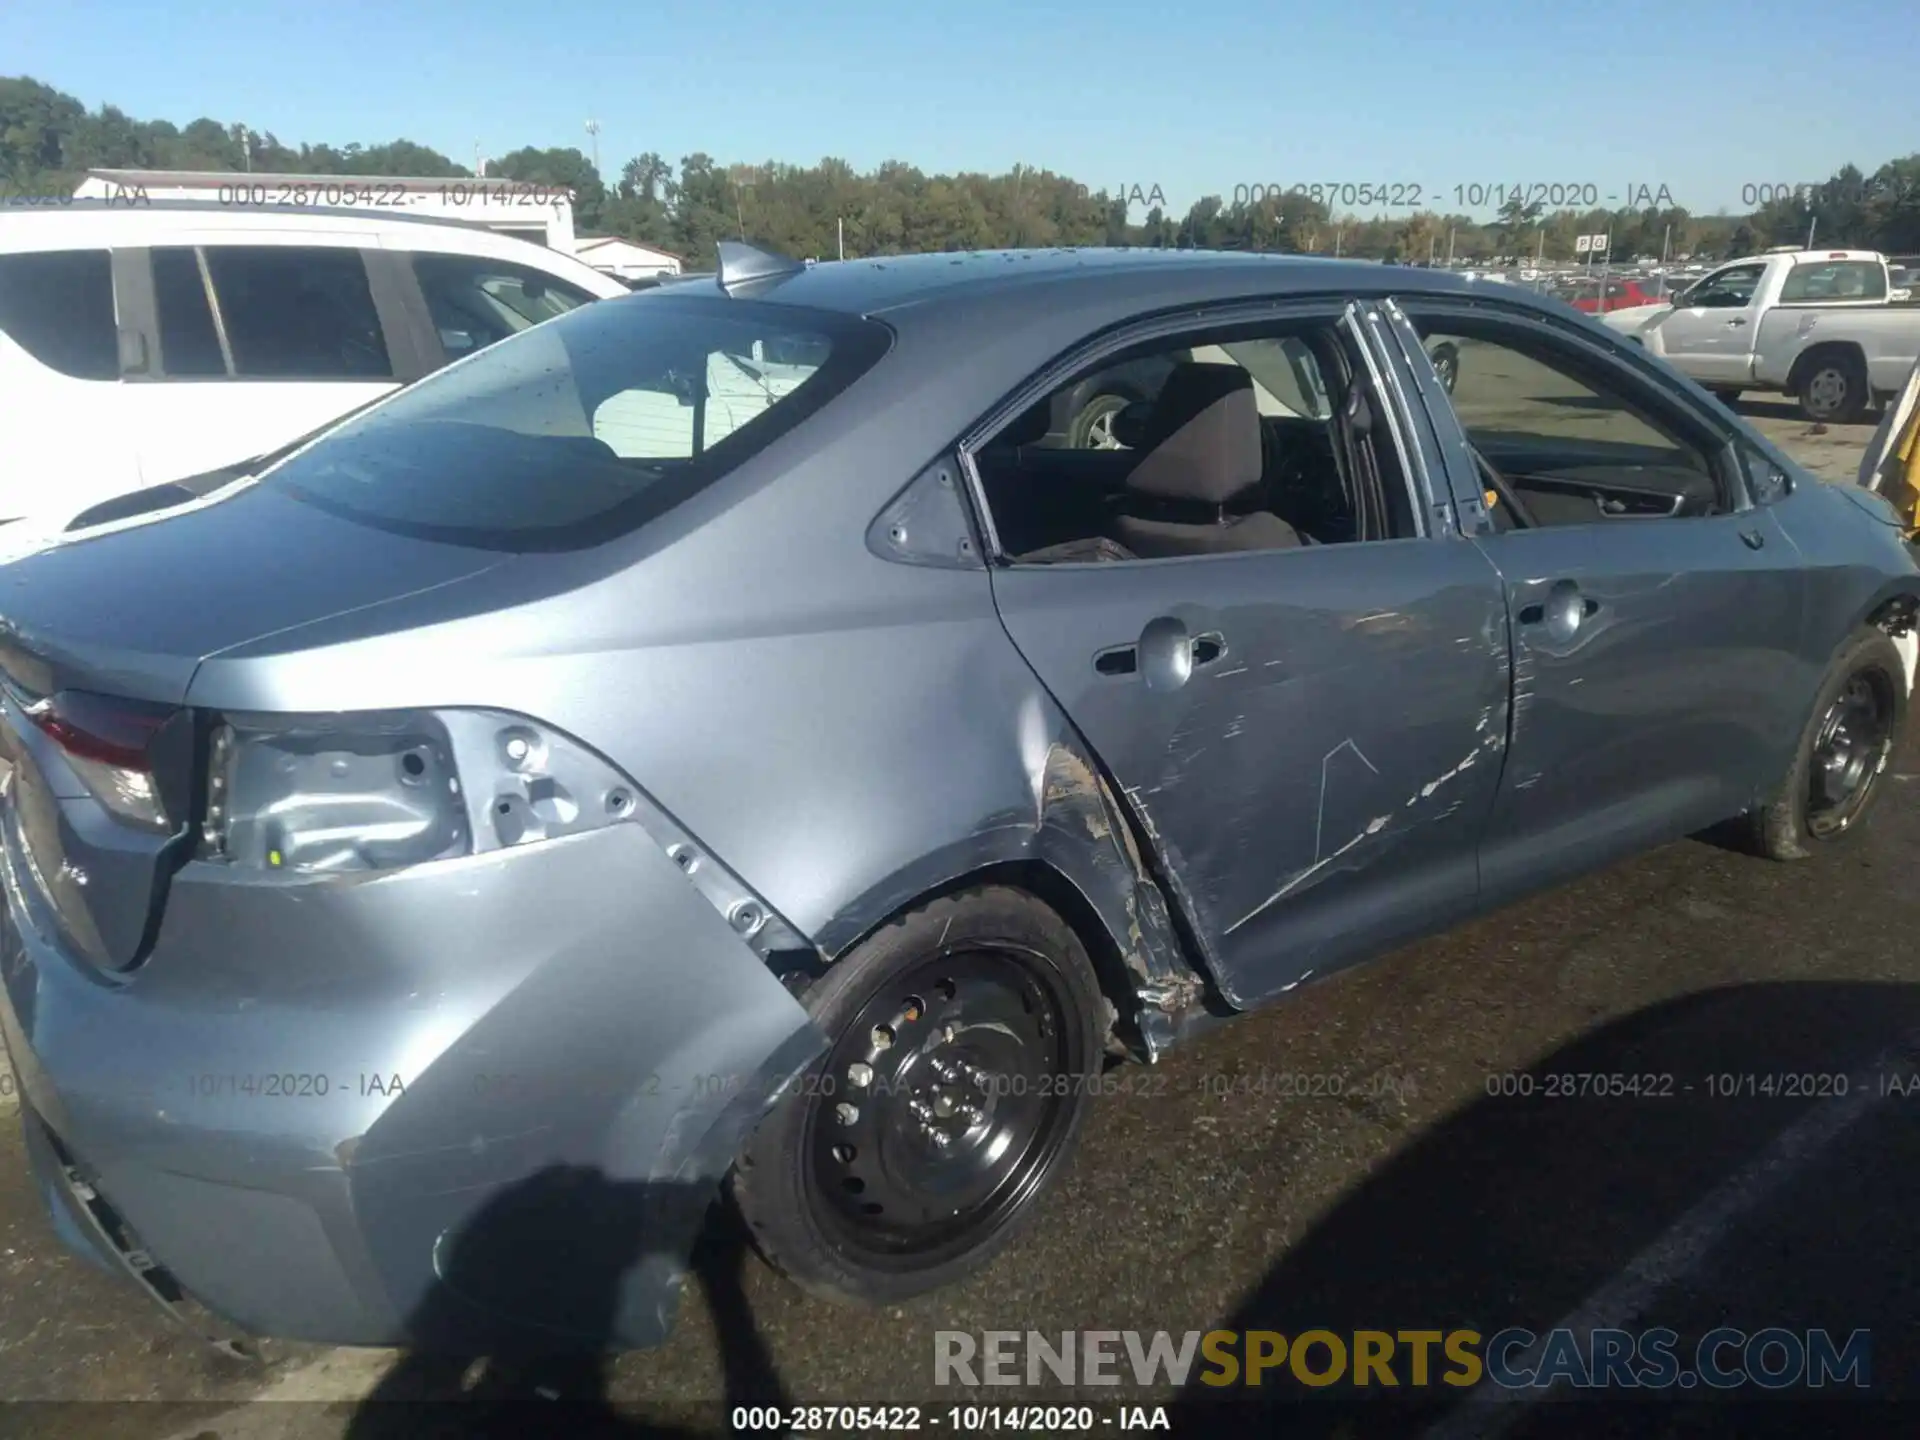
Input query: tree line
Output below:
<box><xmin>5</xmin><ymin>76</ymin><xmax>1917</xmax><ymax>266</ymax></box>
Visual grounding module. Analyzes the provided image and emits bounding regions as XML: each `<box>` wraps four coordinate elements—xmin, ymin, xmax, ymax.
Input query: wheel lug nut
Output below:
<box><xmin>847</xmin><ymin>1062</ymin><xmax>874</xmax><ymax>1088</ymax></box>
<box><xmin>834</xmin><ymin>1103</ymin><xmax>859</xmax><ymax>1126</ymax></box>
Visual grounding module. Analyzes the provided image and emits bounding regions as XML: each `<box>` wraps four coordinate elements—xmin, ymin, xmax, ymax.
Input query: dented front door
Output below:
<box><xmin>988</xmin><ymin>539</ymin><xmax>1509</xmax><ymax>1009</ymax></box>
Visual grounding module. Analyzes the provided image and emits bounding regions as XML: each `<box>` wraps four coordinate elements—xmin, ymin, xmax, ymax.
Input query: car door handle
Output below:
<box><xmin>1727</xmin><ymin>317</ymin><xmax>1748</xmax><ymax>326</ymax></box>
<box><xmin>1518</xmin><ymin>601</ymin><xmax>1599</xmax><ymax>623</ymax></box>
<box><xmin>1740</xmin><ymin>527</ymin><xmax>1766</xmax><ymax>549</ymax></box>
<box><xmin>1095</xmin><ymin>633</ymin><xmax>1225</xmax><ymax>676</ymax></box>
<box><xmin>1518</xmin><ymin>584</ymin><xmax>1598</xmax><ymax>636</ymax></box>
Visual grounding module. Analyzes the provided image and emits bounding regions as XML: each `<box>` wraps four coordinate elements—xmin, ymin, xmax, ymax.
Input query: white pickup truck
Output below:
<box><xmin>1601</xmin><ymin>249</ymin><xmax>1920</xmax><ymax>422</ymax></box>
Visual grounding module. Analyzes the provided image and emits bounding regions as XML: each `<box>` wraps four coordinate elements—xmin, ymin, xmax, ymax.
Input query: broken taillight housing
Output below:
<box><xmin>25</xmin><ymin>691</ymin><xmax>174</xmax><ymax>832</ymax></box>
<box><xmin>200</xmin><ymin>710</ymin><xmax>473</xmax><ymax>874</ymax></box>
<box><xmin>195</xmin><ymin>705</ymin><xmax>813</xmax><ymax>956</ymax></box>
<box><xmin>199</xmin><ymin>707</ymin><xmax>661</xmax><ymax>876</ymax></box>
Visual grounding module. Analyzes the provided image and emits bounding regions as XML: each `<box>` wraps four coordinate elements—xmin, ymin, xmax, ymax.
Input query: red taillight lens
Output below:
<box><xmin>27</xmin><ymin>700</ymin><xmax>161</xmax><ymax>768</ymax></box>
<box><xmin>23</xmin><ymin>691</ymin><xmax>174</xmax><ymax>830</ymax></box>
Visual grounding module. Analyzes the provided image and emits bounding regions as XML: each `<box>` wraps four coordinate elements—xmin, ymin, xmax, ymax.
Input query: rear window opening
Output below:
<box><xmin>0</xmin><ymin>249</ymin><xmax>118</xmax><ymax>380</ymax></box>
<box><xmin>261</xmin><ymin>294</ymin><xmax>892</xmax><ymax>552</ymax></box>
<box><xmin>974</xmin><ymin>318</ymin><xmax>1420</xmax><ymax>564</ymax></box>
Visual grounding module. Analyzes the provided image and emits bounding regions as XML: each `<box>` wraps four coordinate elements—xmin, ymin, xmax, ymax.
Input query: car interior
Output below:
<box><xmin>974</xmin><ymin>324</ymin><xmax>1416</xmax><ymax>563</ymax></box>
<box><xmin>1404</xmin><ymin>317</ymin><xmax>1730</xmax><ymax>532</ymax></box>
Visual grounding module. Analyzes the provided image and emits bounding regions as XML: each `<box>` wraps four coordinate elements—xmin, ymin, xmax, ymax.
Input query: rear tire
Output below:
<box><xmin>730</xmin><ymin>886</ymin><xmax>1104</xmax><ymax>1306</ymax></box>
<box><xmin>1745</xmin><ymin>625</ymin><xmax>1906</xmax><ymax>860</ymax></box>
<box><xmin>1797</xmin><ymin>350</ymin><xmax>1871</xmax><ymax>424</ymax></box>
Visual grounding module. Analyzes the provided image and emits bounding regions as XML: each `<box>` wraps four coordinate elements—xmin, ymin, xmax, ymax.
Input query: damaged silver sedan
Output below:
<box><xmin>1</xmin><ymin>243</ymin><xmax>1916</xmax><ymax>1351</ymax></box>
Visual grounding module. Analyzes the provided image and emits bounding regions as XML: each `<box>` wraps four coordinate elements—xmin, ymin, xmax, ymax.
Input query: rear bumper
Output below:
<box><xmin>0</xmin><ymin>819</ymin><xmax>827</xmax><ymax>1349</ymax></box>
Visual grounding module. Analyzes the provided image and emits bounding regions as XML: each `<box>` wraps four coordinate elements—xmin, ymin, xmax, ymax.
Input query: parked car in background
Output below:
<box><xmin>0</xmin><ymin>200</ymin><xmax>631</xmax><ymax>541</ymax></box>
<box><xmin>2</xmin><ymin>245</ymin><xmax>1915</xmax><ymax>1354</ymax></box>
<box><xmin>1602</xmin><ymin>249</ymin><xmax>1920</xmax><ymax>420</ymax></box>
<box><xmin>1568</xmin><ymin>277</ymin><xmax>1663</xmax><ymax>314</ymax></box>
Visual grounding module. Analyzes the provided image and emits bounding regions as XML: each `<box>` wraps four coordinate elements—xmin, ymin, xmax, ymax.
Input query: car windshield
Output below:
<box><xmin>260</xmin><ymin>293</ymin><xmax>891</xmax><ymax>551</ymax></box>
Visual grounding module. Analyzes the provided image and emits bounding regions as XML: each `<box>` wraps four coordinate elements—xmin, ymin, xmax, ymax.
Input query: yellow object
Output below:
<box><xmin>1484</xmin><ymin>489</ymin><xmax>1499</xmax><ymax>509</ymax></box>
<box><xmin>1897</xmin><ymin>404</ymin><xmax>1920</xmax><ymax>536</ymax></box>
<box><xmin>1869</xmin><ymin>357</ymin><xmax>1920</xmax><ymax>537</ymax></box>
<box><xmin>267</xmin><ymin>849</ymin><xmax>282</xmax><ymax>867</ymax></box>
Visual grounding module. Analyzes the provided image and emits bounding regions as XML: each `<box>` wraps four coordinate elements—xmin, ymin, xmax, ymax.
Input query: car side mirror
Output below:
<box><xmin>1743</xmin><ymin>449</ymin><xmax>1793</xmax><ymax>505</ymax></box>
<box><xmin>1111</xmin><ymin>400</ymin><xmax>1154</xmax><ymax>449</ymax></box>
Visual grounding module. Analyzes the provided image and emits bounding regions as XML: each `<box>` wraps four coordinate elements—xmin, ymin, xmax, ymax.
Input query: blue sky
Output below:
<box><xmin>14</xmin><ymin>0</ymin><xmax>1915</xmax><ymax>219</ymax></box>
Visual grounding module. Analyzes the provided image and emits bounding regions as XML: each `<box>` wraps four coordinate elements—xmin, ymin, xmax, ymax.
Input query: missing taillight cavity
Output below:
<box><xmin>208</xmin><ymin>712</ymin><xmax>472</xmax><ymax>874</ymax></box>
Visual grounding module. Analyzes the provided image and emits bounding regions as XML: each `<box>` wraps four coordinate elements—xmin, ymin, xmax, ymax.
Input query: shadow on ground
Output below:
<box><xmin>338</xmin><ymin>983</ymin><xmax>1920</xmax><ymax>1437</ymax></box>
<box><xmin>343</xmin><ymin>1170</ymin><xmax>784</xmax><ymax>1439</ymax></box>
<box><xmin>1167</xmin><ymin>981</ymin><xmax>1920</xmax><ymax>1438</ymax></box>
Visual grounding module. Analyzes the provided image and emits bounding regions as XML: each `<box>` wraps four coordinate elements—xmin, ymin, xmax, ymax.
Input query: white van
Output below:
<box><xmin>0</xmin><ymin>201</ymin><xmax>632</xmax><ymax>531</ymax></box>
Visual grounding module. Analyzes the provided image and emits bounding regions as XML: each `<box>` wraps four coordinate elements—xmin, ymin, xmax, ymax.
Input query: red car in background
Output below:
<box><xmin>1569</xmin><ymin>277</ymin><xmax>1665</xmax><ymax>313</ymax></box>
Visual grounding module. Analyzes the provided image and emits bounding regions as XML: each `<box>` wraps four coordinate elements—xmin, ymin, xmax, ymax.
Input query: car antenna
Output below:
<box><xmin>716</xmin><ymin>240</ymin><xmax>806</xmax><ymax>296</ymax></box>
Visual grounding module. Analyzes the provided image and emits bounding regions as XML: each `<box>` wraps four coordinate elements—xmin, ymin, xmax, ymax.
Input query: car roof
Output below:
<box><xmin>674</xmin><ymin>246</ymin><xmax>1506</xmax><ymax>321</ymax></box>
<box><xmin>0</xmin><ymin>199</ymin><xmax>628</xmax><ymax>293</ymax></box>
<box><xmin>0</xmin><ymin>199</ymin><xmax>509</xmax><ymax>247</ymax></box>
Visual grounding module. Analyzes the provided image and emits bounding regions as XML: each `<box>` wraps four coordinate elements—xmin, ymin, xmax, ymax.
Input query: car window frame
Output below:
<box><xmin>200</xmin><ymin>242</ymin><xmax>400</xmax><ymax>383</ymax></box>
<box><xmin>407</xmin><ymin>250</ymin><xmax>601</xmax><ymax>367</ymax></box>
<box><xmin>1686</xmin><ymin>262</ymin><xmax>1767</xmax><ymax>310</ymax></box>
<box><xmin>953</xmin><ymin>294</ymin><xmax>1439</xmax><ymax>568</ymax></box>
<box><xmin>1380</xmin><ymin>297</ymin><xmax>1755</xmax><ymax>534</ymax></box>
<box><xmin>1778</xmin><ymin>259</ymin><xmax>1888</xmax><ymax>304</ymax></box>
<box><xmin>115</xmin><ymin>242</ymin><xmax>424</xmax><ymax>384</ymax></box>
<box><xmin>0</xmin><ymin>246</ymin><xmax>120</xmax><ymax>382</ymax></box>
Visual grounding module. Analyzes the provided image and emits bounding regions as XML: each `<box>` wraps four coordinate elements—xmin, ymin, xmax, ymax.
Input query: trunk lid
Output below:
<box><xmin>0</xmin><ymin>484</ymin><xmax>508</xmax><ymax>972</ymax></box>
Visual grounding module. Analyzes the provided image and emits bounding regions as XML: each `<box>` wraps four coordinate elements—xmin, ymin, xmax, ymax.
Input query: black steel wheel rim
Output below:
<box><xmin>1807</xmin><ymin>669</ymin><xmax>1895</xmax><ymax>837</ymax></box>
<box><xmin>803</xmin><ymin>944</ymin><xmax>1084</xmax><ymax>1264</ymax></box>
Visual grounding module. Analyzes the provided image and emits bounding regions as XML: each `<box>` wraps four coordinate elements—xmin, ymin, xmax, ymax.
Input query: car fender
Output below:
<box><xmin>808</xmin><ymin>694</ymin><xmax>1209</xmax><ymax>1061</ymax></box>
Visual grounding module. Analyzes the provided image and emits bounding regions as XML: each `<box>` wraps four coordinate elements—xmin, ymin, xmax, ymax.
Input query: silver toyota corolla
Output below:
<box><xmin>2</xmin><ymin>245</ymin><xmax>1916</xmax><ymax>1352</ymax></box>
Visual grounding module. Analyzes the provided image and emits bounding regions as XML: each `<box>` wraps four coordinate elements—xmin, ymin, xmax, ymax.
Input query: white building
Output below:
<box><xmin>72</xmin><ymin>169</ymin><xmax>578</xmax><ymax>252</ymax></box>
<box><xmin>572</xmin><ymin>235</ymin><xmax>684</xmax><ymax>282</ymax></box>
